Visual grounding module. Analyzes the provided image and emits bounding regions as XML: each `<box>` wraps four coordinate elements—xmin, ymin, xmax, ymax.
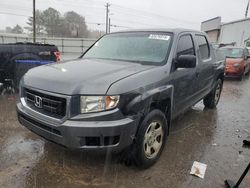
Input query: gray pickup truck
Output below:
<box><xmin>16</xmin><ymin>29</ymin><xmax>225</xmax><ymax>168</ymax></box>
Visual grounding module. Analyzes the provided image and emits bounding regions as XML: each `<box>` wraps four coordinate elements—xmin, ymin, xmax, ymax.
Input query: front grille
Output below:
<box><xmin>25</xmin><ymin>88</ymin><xmax>66</xmax><ymax>118</ymax></box>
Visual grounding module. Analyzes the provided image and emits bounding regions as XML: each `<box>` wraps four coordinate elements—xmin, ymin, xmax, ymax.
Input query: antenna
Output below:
<box><xmin>245</xmin><ymin>0</ymin><xmax>250</xmax><ymax>18</ymax></box>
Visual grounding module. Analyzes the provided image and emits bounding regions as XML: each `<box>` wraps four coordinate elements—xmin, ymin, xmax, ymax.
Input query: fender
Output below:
<box><xmin>213</xmin><ymin>59</ymin><xmax>225</xmax><ymax>88</ymax></box>
<box><xmin>124</xmin><ymin>84</ymin><xmax>174</xmax><ymax>135</ymax></box>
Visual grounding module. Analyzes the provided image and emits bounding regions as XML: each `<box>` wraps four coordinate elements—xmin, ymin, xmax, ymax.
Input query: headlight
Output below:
<box><xmin>80</xmin><ymin>95</ymin><xmax>120</xmax><ymax>113</ymax></box>
<box><xmin>233</xmin><ymin>63</ymin><xmax>240</xmax><ymax>68</ymax></box>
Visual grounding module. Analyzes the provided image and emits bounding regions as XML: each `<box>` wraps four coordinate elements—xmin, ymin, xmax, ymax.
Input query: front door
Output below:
<box><xmin>171</xmin><ymin>33</ymin><xmax>198</xmax><ymax>117</ymax></box>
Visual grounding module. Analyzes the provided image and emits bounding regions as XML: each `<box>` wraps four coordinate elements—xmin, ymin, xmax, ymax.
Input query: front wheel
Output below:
<box><xmin>246</xmin><ymin>68</ymin><xmax>250</xmax><ymax>76</ymax></box>
<box><xmin>203</xmin><ymin>79</ymin><xmax>222</xmax><ymax>109</ymax></box>
<box><xmin>133</xmin><ymin>109</ymin><xmax>168</xmax><ymax>169</ymax></box>
<box><xmin>238</xmin><ymin>74</ymin><xmax>244</xmax><ymax>81</ymax></box>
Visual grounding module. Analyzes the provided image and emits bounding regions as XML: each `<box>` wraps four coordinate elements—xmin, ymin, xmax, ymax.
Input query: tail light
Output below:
<box><xmin>54</xmin><ymin>51</ymin><xmax>61</xmax><ymax>62</ymax></box>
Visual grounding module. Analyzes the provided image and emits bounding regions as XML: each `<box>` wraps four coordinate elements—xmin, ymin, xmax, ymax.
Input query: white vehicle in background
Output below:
<box><xmin>246</xmin><ymin>41</ymin><xmax>250</xmax><ymax>53</ymax></box>
<box><xmin>247</xmin><ymin>47</ymin><xmax>250</xmax><ymax>54</ymax></box>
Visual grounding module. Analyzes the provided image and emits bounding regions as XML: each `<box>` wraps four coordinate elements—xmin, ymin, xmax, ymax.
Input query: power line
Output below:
<box><xmin>110</xmin><ymin>8</ymin><xmax>175</xmax><ymax>27</ymax></box>
<box><xmin>53</xmin><ymin>1</ymin><xmax>105</xmax><ymax>11</ymax></box>
<box><xmin>0</xmin><ymin>3</ymin><xmax>31</xmax><ymax>11</ymax></box>
<box><xmin>110</xmin><ymin>24</ymin><xmax>131</xmax><ymax>29</ymax></box>
<box><xmin>0</xmin><ymin>12</ymin><xmax>30</xmax><ymax>17</ymax></box>
<box><xmin>0</xmin><ymin>11</ymin><xmax>131</xmax><ymax>30</ymax></box>
<box><xmin>86</xmin><ymin>22</ymin><xmax>131</xmax><ymax>28</ymax></box>
<box><xmin>53</xmin><ymin>0</ymin><xmax>199</xmax><ymax>26</ymax></box>
<box><xmin>66</xmin><ymin>0</ymin><xmax>107</xmax><ymax>6</ymax></box>
<box><xmin>0</xmin><ymin>0</ymin><xmax>199</xmax><ymax>26</ymax></box>
<box><xmin>111</xmin><ymin>18</ymin><xmax>164</xmax><ymax>28</ymax></box>
<box><xmin>111</xmin><ymin>3</ymin><xmax>199</xmax><ymax>25</ymax></box>
<box><xmin>0</xmin><ymin>1</ymin><xmax>107</xmax><ymax>21</ymax></box>
<box><xmin>0</xmin><ymin>1</ymin><xmax>200</xmax><ymax>31</ymax></box>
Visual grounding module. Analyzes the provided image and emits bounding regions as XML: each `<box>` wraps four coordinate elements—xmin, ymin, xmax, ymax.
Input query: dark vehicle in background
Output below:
<box><xmin>0</xmin><ymin>42</ymin><xmax>60</xmax><ymax>92</ymax></box>
<box><xmin>220</xmin><ymin>46</ymin><xmax>250</xmax><ymax>80</ymax></box>
<box><xmin>17</xmin><ymin>29</ymin><xmax>225</xmax><ymax>168</ymax></box>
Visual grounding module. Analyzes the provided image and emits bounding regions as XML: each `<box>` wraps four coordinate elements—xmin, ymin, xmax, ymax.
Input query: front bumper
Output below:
<box><xmin>225</xmin><ymin>66</ymin><xmax>244</xmax><ymax>77</ymax></box>
<box><xmin>17</xmin><ymin>102</ymin><xmax>139</xmax><ymax>152</ymax></box>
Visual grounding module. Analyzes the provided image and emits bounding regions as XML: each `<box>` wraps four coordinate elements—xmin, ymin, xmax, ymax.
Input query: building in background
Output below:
<box><xmin>201</xmin><ymin>17</ymin><xmax>221</xmax><ymax>43</ymax></box>
<box><xmin>201</xmin><ymin>17</ymin><xmax>250</xmax><ymax>47</ymax></box>
<box><xmin>220</xmin><ymin>18</ymin><xmax>250</xmax><ymax>47</ymax></box>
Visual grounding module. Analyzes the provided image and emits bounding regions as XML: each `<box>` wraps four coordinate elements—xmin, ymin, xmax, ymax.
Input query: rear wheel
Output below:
<box><xmin>133</xmin><ymin>109</ymin><xmax>168</xmax><ymax>169</ymax></box>
<box><xmin>203</xmin><ymin>79</ymin><xmax>222</xmax><ymax>109</ymax></box>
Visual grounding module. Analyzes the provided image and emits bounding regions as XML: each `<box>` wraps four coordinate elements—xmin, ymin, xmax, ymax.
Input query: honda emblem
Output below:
<box><xmin>34</xmin><ymin>96</ymin><xmax>43</xmax><ymax>108</ymax></box>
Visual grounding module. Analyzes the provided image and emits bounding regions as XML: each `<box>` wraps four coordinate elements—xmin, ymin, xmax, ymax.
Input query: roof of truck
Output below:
<box><xmin>111</xmin><ymin>28</ymin><xmax>205</xmax><ymax>35</ymax></box>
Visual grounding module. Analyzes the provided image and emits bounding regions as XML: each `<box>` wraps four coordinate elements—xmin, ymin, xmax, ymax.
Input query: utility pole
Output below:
<box><xmin>105</xmin><ymin>3</ymin><xmax>110</xmax><ymax>34</ymax></box>
<box><xmin>33</xmin><ymin>0</ymin><xmax>36</xmax><ymax>43</ymax></box>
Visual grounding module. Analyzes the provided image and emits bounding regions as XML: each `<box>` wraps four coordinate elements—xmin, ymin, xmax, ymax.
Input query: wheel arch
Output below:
<box><xmin>217</xmin><ymin>72</ymin><xmax>224</xmax><ymax>82</ymax></box>
<box><xmin>134</xmin><ymin>85</ymin><xmax>174</xmax><ymax>136</ymax></box>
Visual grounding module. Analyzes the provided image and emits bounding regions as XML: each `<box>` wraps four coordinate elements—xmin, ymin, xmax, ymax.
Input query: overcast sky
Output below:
<box><xmin>0</xmin><ymin>0</ymin><xmax>249</xmax><ymax>32</ymax></box>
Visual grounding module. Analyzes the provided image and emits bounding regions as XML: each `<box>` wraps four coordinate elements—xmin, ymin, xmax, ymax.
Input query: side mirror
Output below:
<box><xmin>176</xmin><ymin>55</ymin><xmax>196</xmax><ymax>68</ymax></box>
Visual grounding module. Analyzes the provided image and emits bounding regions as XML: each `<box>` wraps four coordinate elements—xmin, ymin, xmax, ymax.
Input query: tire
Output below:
<box><xmin>246</xmin><ymin>68</ymin><xmax>250</xmax><ymax>76</ymax></box>
<box><xmin>203</xmin><ymin>79</ymin><xmax>222</xmax><ymax>109</ymax></box>
<box><xmin>238</xmin><ymin>74</ymin><xmax>243</xmax><ymax>81</ymax></box>
<box><xmin>0</xmin><ymin>83</ymin><xmax>3</xmax><ymax>95</ymax></box>
<box><xmin>133</xmin><ymin>109</ymin><xmax>168</xmax><ymax>169</ymax></box>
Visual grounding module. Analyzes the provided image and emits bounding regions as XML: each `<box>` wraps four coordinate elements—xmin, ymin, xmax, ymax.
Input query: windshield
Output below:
<box><xmin>83</xmin><ymin>32</ymin><xmax>172</xmax><ymax>64</ymax></box>
<box><xmin>220</xmin><ymin>48</ymin><xmax>244</xmax><ymax>58</ymax></box>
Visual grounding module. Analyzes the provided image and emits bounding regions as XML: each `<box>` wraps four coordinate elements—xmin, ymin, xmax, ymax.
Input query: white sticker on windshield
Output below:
<box><xmin>149</xmin><ymin>34</ymin><xmax>170</xmax><ymax>41</ymax></box>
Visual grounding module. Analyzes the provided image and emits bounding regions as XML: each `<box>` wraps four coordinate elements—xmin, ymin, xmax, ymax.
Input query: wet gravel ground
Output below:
<box><xmin>0</xmin><ymin>78</ymin><xmax>250</xmax><ymax>188</ymax></box>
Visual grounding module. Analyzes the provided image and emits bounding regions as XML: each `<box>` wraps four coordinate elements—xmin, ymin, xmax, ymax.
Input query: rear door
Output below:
<box><xmin>194</xmin><ymin>34</ymin><xmax>214</xmax><ymax>98</ymax></box>
<box><xmin>171</xmin><ymin>33</ymin><xmax>198</xmax><ymax>117</ymax></box>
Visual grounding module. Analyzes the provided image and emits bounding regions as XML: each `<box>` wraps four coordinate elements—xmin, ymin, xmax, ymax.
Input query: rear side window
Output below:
<box><xmin>196</xmin><ymin>35</ymin><xmax>210</xmax><ymax>60</ymax></box>
<box><xmin>176</xmin><ymin>35</ymin><xmax>195</xmax><ymax>57</ymax></box>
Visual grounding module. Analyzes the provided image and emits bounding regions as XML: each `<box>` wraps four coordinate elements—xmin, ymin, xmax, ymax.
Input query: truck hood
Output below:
<box><xmin>23</xmin><ymin>58</ymin><xmax>154</xmax><ymax>95</ymax></box>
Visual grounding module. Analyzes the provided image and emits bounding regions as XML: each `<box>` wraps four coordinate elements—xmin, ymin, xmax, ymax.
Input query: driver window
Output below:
<box><xmin>176</xmin><ymin>35</ymin><xmax>195</xmax><ymax>57</ymax></box>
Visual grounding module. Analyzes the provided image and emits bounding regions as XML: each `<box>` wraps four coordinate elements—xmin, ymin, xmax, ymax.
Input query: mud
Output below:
<box><xmin>0</xmin><ymin>78</ymin><xmax>250</xmax><ymax>188</ymax></box>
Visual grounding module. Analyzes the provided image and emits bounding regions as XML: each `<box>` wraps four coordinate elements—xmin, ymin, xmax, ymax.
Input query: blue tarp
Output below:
<box><xmin>15</xmin><ymin>60</ymin><xmax>54</xmax><ymax>65</ymax></box>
